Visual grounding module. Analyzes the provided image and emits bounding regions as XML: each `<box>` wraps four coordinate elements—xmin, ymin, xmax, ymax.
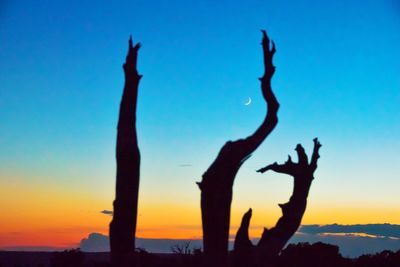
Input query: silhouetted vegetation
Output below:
<box><xmin>275</xmin><ymin>243</ymin><xmax>400</xmax><ymax>267</ymax></box>
<box><xmin>1</xmin><ymin>245</ymin><xmax>400</xmax><ymax>267</ymax></box>
<box><xmin>37</xmin><ymin>28</ymin><xmax>387</xmax><ymax>267</ymax></box>
<box><xmin>50</xmin><ymin>249</ymin><xmax>85</xmax><ymax>267</ymax></box>
<box><xmin>171</xmin><ymin>242</ymin><xmax>192</xmax><ymax>255</ymax></box>
<box><xmin>276</xmin><ymin>242</ymin><xmax>351</xmax><ymax>267</ymax></box>
<box><xmin>104</xmin><ymin>30</ymin><xmax>320</xmax><ymax>267</ymax></box>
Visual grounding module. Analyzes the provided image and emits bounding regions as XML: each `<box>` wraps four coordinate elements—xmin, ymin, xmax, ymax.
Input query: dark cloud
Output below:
<box><xmin>100</xmin><ymin>210</ymin><xmax>113</xmax><ymax>216</ymax></box>
<box><xmin>299</xmin><ymin>224</ymin><xmax>400</xmax><ymax>239</ymax></box>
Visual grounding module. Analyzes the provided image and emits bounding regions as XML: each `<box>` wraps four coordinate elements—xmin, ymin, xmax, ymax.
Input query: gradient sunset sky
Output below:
<box><xmin>0</xmin><ymin>0</ymin><xmax>399</xmax><ymax>249</ymax></box>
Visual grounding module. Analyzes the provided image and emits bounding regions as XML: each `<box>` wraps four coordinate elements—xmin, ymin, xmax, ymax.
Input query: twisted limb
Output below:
<box><xmin>198</xmin><ymin>30</ymin><xmax>279</xmax><ymax>267</ymax></box>
<box><xmin>234</xmin><ymin>139</ymin><xmax>322</xmax><ymax>267</ymax></box>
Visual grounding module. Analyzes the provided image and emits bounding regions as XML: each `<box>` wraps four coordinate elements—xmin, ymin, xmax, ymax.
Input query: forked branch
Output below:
<box><xmin>234</xmin><ymin>139</ymin><xmax>321</xmax><ymax>266</ymax></box>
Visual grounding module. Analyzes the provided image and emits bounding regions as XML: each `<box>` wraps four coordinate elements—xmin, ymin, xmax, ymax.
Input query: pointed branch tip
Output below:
<box><xmin>261</xmin><ymin>29</ymin><xmax>267</xmax><ymax>36</ymax></box>
<box><xmin>134</xmin><ymin>42</ymin><xmax>141</xmax><ymax>51</ymax></box>
<box><xmin>313</xmin><ymin>138</ymin><xmax>322</xmax><ymax>148</ymax></box>
<box><xmin>129</xmin><ymin>35</ymin><xmax>133</xmax><ymax>48</ymax></box>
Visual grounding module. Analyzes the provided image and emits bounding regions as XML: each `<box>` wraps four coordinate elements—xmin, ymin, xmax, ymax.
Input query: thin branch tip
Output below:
<box><xmin>134</xmin><ymin>42</ymin><xmax>141</xmax><ymax>51</ymax></box>
<box><xmin>128</xmin><ymin>36</ymin><xmax>133</xmax><ymax>47</ymax></box>
<box><xmin>315</xmin><ymin>139</ymin><xmax>322</xmax><ymax>148</ymax></box>
<box><xmin>256</xmin><ymin>167</ymin><xmax>265</xmax><ymax>173</ymax></box>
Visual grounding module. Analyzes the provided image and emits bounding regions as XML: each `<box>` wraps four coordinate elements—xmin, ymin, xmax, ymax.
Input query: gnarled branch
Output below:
<box><xmin>198</xmin><ymin>31</ymin><xmax>279</xmax><ymax>267</ymax></box>
<box><xmin>234</xmin><ymin>138</ymin><xmax>321</xmax><ymax>266</ymax></box>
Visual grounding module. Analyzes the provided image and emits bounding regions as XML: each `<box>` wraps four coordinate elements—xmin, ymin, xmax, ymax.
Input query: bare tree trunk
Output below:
<box><xmin>109</xmin><ymin>37</ymin><xmax>142</xmax><ymax>267</ymax></box>
<box><xmin>233</xmin><ymin>138</ymin><xmax>322</xmax><ymax>267</ymax></box>
<box><xmin>198</xmin><ymin>31</ymin><xmax>279</xmax><ymax>267</ymax></box>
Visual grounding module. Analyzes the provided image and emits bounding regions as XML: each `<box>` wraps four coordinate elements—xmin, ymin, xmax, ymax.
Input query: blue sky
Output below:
<box><xmin>0</xmin><ymin>0</ymin><xmax>399</xmax><ymax>247</ymax></box>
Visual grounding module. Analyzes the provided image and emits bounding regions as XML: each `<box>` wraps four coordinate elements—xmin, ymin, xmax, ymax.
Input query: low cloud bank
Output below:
<box><xmin>289</xmin><ymin>232</ymin><xmax>399</xmax><ymax>257</ymax></box>
<box><xmin>79</xmin><ymin>224</ymin><xmax>400</xmax><ymax>257</ymax></box>
<box><xmin>291</xmin><ymin>223</ymin><xmax>400</xmax><ymax>257</ymax></box>
<box><xmin>80</xmin><ymin>233</ymin><xmax>110</xmax><ymax>252</ymax></box>
<box><xmin>299</xmin><ymin>224</ymin><xmax>400</xmax><ymax>239</ymax></box>
<box><xmin>4</xmin><ymin>224</ymin><xmax>398</xmax><ymax>256</ymax></box>
<box><xmin>80</xmin><ymin>233</ymin><xmax>203</xmax><ymax>253</ymax></box>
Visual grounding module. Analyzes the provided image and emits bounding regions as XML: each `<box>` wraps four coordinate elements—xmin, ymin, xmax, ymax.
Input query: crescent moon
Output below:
<box><xmin>244</xmin><ymin>97</ymin><xmax>252</xmax><ymax>106</ymax></box>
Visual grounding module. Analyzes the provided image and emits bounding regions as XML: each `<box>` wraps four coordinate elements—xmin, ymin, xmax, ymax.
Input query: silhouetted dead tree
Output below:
<box><xmin>109</xmin><ymin>37</ymin><xmax>142</xmax><ymax>267</ymax></box>
<box><xmin>198</xmin><ymin>30</ymin><xmax>279</xmax><ymax>267</ymax></box>
<box><xmin>233</xmin><ymin>138</ymin><xmax>322</xmax><ymax>267</ymax></box>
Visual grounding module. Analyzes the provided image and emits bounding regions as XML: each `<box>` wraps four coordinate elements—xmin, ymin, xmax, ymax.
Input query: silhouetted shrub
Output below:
<box><xmin>277</xmin><ymin>242</ymin><xmax>346</xmax><ymax>267</ymax></box>
<box><xmin>355</xmin><ymin>249</ymin><xmax>400</xmax><ymax>267</ymax></box>
<box><xmin>50</xmin><ymin>248</ymin><xmax>85</xmax><ymax>267</ymax></box>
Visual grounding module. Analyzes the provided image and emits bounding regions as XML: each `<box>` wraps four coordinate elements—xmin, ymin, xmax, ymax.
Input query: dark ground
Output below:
<box><xmin>1</xmin><ymin>242</ymin><xmax>400</xmax><ymax>267</ymax></box>
<box><xmin>0</xmin><ymin>251</ymin><xmax>195</xmax><ymax>267</ymax></box>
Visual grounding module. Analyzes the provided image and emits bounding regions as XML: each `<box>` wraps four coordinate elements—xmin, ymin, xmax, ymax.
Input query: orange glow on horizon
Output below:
<box><xmin>1</xmin><ymin>173</ymin><xmax>400</xmax><ymax>249</ymax></box>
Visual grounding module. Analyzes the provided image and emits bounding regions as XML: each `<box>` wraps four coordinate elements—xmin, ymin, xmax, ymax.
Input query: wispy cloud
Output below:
<box><xmin>178</xmin><ymin>164</ymin><xmax>192</xmax><ymax>167</ymax></box>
